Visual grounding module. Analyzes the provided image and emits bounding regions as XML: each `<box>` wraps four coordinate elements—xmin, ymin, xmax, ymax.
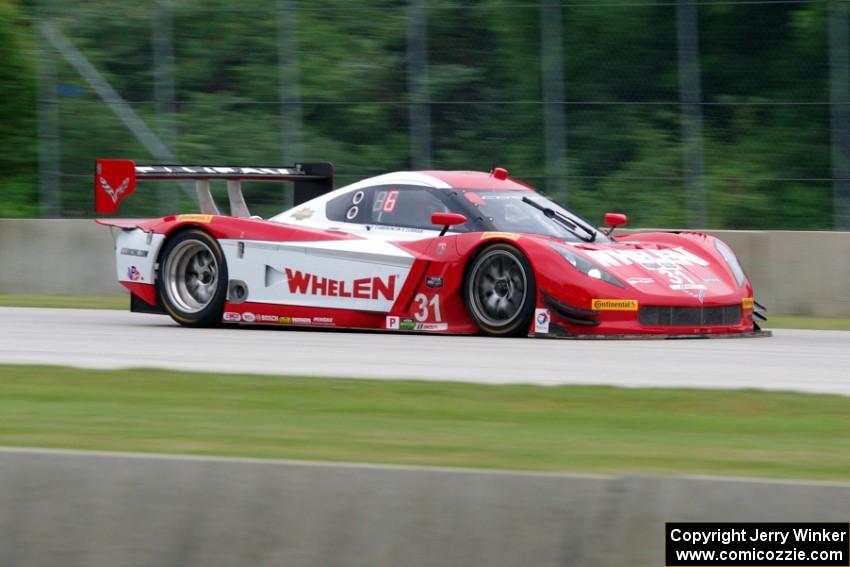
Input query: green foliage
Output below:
<box><xmin>0</xmin><ymin>0</ymin><xmax>38</xmax><ymax>217</ymax></box>
<box><xmin>0</xmin><ymin>1</ymin><xmax>843</xmax><ymax>228</ymax></box>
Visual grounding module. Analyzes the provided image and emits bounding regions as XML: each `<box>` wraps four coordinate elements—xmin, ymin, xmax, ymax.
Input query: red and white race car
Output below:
<box><xmin>95</xmin><ymin>160</ymin><xmax>768</xmax><ymax>338</ymax></box>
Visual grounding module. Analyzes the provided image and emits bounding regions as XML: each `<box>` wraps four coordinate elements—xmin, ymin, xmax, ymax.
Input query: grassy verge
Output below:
<box><xmin>763</xmin><ymin>316</ymin><xmax>850</xmax><ymax>331</ymax></box>
<box><xmin>0</xmin><ymin>294</ymin><xmax>128</xmax><ymax>310</ymax></box>
<box><xmin>1</xmin><ymin>365</ymin><xmax>848</xmax><ymax>481</ymax></box>
<box><xmin>1</xmin><ymin>295</ymin><xmax>849</xmax><ymax>330</ymax></box>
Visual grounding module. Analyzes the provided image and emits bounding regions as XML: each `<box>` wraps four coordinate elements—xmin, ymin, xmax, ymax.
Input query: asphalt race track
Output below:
<box><xmin>1</xmin><ymin>307</ymin><xmax>847</xmax><ymax>396</ymax></box>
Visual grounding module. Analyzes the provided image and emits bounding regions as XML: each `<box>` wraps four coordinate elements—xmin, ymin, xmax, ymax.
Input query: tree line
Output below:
<box><xmin>0</xmin><ymin>0</ymin><xmax>840</xmax><ymax>229</ymax></box>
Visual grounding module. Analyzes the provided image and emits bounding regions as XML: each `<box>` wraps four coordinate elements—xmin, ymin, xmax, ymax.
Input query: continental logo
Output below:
<box><xmin>591</xmin><ymin>299</ymin><xmax>639</xmax><ymax>311</ymax></box>
<box><xmin>176</xmin><ymin>214</ymin><xmax>213</xmax><ymax>224</ymax></box>
<box><xmin>742</xmin><ymin>297</ymin><xmax>754</xmax><ymax>309</ymax></box>
<box><xmin>480</xmin><ymin>232</ymin><xmax>521</xmax><ymax>241</ymax></box>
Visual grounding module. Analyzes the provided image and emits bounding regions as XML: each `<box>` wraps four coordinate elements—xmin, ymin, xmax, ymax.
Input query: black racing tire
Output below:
<box><xmin>464</xmin><ymin>243</ymin><xmax>536</xmax><ymax>337</ymax></box>
<box><xmin>157</xmin><ymin>228</ymin><xmax>228</xmax><ymax>327</ymax></box>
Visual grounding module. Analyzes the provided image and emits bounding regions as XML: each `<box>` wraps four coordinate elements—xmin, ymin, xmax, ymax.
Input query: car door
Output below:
<box><xmin>222</xmin><ymin>185</ymin><xmax>437</xmax><ymax>313</ymax></box>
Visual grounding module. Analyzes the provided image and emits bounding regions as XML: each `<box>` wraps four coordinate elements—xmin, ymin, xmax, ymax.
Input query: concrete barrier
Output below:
<box><xmin>1</xmin><ymin>219</ymin><xmax>849</xmax><ymax>315</ymax></box>
<box><xmin>705</xmin><ymin>230</ymin><xmax>850</xmax><ymax>317</ymax></box>
<box><xmin>0</xmin><ymin>219</ymin><xmax>122</xmax><ymax>295</ymax></box>
<box><xmin>615</xmin><ymin>228</ymin><xmax>850</xmax><ymax>317</ymax></box>
<box><xmin>1</xmin><ymin>448</ymin><xmax>848</xmax><ymax>567</ymax></box>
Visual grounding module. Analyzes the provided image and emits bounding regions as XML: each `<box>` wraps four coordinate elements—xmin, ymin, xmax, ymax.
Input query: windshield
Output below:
<box><xmin>455</xmin><ymin>190</ymin><xmax>610</xmax><ymax>243</ymax></box>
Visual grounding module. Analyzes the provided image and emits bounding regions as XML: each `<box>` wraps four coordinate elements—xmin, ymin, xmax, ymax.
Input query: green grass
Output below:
<box><xmin>1</xmin><ymin>365</ymin><xmax>848</xmax><ymax>481</ymax></box>
<box><xmin>0</xmin><ymin>294</ymin><xmax>128</xmax><ymax>310</ymax></box>
<box><xmin>764</xmin><ymin>316</ymin><xmax>850</xmax><ymax>331</ymax></box>
<box><xmin>1</xmin><ymin>295</ymin><xmax>849</xmax><ymax>330</ymax></box>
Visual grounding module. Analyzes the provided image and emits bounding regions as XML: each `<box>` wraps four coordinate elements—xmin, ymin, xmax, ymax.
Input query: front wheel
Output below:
<box><xmin>157</xmin><ymin>229</ymin><xmax>228</xmax><ymax>327</ymax></box>
<box><xmin>464</xmin><ymin>243</ymin><xmax>536</xmax><ymax>337</ymax></box>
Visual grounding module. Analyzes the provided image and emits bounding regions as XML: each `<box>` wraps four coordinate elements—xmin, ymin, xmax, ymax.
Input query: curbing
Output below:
<box><xmin>0</xmin><ymin>219</ymin><xmax>121</xmax><ymax>295</ymax></box>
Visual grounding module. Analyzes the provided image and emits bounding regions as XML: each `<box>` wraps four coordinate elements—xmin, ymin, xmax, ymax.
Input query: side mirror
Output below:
<box><xmin>603</xmin><ymin>212</ymin><xmax>627</xmax><ymax>235</ymax></box>
<box><xmin>431</xmin><ymin>212</ymin><xmax>467</xmax><ymax>236</ymax></box>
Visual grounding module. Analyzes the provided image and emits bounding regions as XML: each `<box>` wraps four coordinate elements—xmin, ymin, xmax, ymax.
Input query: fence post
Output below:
<box><xmin>829</xmin><ymin>0</ymin><xmax>850</xmax><ymax>231</ymax></box>
<box><xmin>36</xmin><ymin>8</ymin><xmax>62</xmax><ymax>218</ymax></box>
<box><xmin>540</xmin><ymin>2</ymin><xmax>567</xmax><ymax>202</ymax></box>
<box><xmin>153</xmin><ymin>0</ymin><xmax>178</xmax><ymax>215</ymax></box>
<box><xmin>278</xmin><ymin>0</ymin><xmax>304</xmax><ymax>209</ymax></box>
<box><xmin>676</xmin><ymin>0</ymin><xmax>706</xmax><ymax>228</ymax></box>
<box><xmin>407</xmin><ymin>0</ymin><xmax>432</xmax><ymax>169</ymax></box>
<box><xmin>39</xmin><ymin>23</ymin><xmax>194</xmax><ymax>201</ymax></box>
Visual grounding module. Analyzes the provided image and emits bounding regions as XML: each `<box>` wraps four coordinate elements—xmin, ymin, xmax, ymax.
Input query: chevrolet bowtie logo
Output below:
<box><xmin>291</xmin><ymin>207</ymin><xmax>314</xmax><ymax>221</ymax></box>
<box><xmin>685</xmin><ymin>288</ymin><xmax>706</xmax><ymax>303</ymax></box>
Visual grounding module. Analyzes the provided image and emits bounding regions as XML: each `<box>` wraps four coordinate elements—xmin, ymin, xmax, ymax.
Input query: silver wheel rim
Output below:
<box><xmin>468</xmin><ymin>249</ymin><xmax>527</xmax><ymax>328</ymax></box>
<box><xmin>163</xmin><ymin>239</ymin><xmax>219</xmax><ymax>313</ymax></box>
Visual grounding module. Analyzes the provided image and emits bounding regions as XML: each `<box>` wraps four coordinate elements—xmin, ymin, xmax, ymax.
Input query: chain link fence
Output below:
<box><xmin>26</xmin><ymin>0</ymin><xmax>850</xmax><ymax>229</ymax></box>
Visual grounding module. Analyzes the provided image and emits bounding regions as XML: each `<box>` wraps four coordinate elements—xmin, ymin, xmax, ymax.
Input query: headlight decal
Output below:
<box><xmin>713</xmin><ymin>239</ymin><xmax>746</xmax><ymax>287</ymax></box>
<box><xmin>549</xmin><ymin>244</ymin><xmax>627</xmax><ymax>289</ymax></box>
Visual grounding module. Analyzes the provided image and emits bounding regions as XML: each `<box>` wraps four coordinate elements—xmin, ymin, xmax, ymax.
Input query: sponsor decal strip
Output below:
<box><xmin>591</xmin><ymin>299</ymin><xmax>639</xmax><ymax>311</ymax></box>
<box><xmin>413</xmin><ymin>322</ymin><xmax>448</xmax><ymax>331</ymax></box>
<box><xmin>176</xmin><ymin>214</ymin><xmax>213</xmax><ymax>224</ymax></box>
<box><xmin>120</xmin><ymin>248</ymin><xmax>149</xmax><ymax>257</ymax></box>
<box><xmin>284</xmin><ymin>268</ymin><xmax>397</xmax><ymax>301</ymax></box>
<box><xmin>223</xmin><ymin>312</ymin><xmax>334</xmax><ymax>326</ymax></box>
<box><xmin>585</xmin><ymin>247</ymin><xmax>709</xmax><ymax>268</ymax></box>
<box><xmin>480</xmin><ymin>232</ymin><xmax>521</xmax><ymax>241</ymax></box>
<box><xmin>670</xmin><ymin>284</ymin><xmax>707</xmax><ymax>291</ymax></box>
<box><xmin>534</xmin><ymin>308</ymin><xmax>550</xmax><ymax>334</ymax></box>
<box><xmin>386</xmin><ymin>316</ymin><xmax>447</xmax><ymax>332</ymax></box>
<box><xmin>137</xmin><ymin>165</ymin><xmax>300</xmax><ymax>176</ymax></box>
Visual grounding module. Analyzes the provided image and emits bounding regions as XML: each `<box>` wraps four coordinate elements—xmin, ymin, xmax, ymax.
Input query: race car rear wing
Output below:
<box><xmin>94</xmin><ymin>159</ymin><xmax>334</xmax><ymax>215</ymax></box>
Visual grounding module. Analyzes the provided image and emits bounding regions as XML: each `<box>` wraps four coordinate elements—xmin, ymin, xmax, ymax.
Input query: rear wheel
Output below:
<box><xmin>464</xmin><ymin>243</ymin><xmax>536</xmax><ymax>337</ymax></box>
<box><xmin>157</xmin><ymin>229</ymin><xmax>228</xmax><ymax>327</ymax></box>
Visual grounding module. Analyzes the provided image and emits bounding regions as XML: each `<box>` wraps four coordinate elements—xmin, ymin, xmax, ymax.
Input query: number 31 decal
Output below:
<box><xmin>414</xmin><ymin>293</ymin><xmax>441</xmax><ymax>322</ymax></box>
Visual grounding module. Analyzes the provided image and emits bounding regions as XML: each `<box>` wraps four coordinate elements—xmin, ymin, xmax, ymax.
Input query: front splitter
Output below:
<box><xmin>533</xmin><ymin>329</ymin><xmax>773</xmax><ymax>340</ymax></box>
